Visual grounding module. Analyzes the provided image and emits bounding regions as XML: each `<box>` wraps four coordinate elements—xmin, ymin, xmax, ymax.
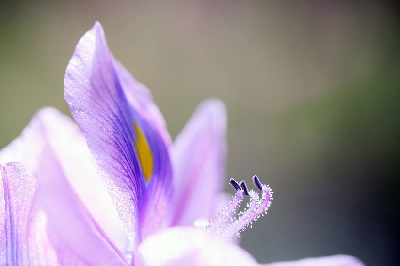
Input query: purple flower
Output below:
<box><xmin>0</xmin><ymin>22</ymin><xmax>364</xmax><ymax>266</ymax></box>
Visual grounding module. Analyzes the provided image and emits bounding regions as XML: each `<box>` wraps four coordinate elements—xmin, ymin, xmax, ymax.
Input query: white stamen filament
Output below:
<box><xmin>206</xmin><ymin>190</ymin><xmax>244</xmax><ymax>234</ymax></box>
<box><xmin>223</xmin><ymin>190</ymin><xmax>259</xmax><ymax>239</ymax></box>
<box><xmin>203</xmin><ymin>177</ymin><xmax>273</xmax><ymax>241</ymax></box>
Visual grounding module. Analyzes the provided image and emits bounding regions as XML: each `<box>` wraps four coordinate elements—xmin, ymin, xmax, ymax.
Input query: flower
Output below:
<box><xmin>0</xmin><ymin>22</ymin><xmax>364</xmax><ymax>266</ymax></box>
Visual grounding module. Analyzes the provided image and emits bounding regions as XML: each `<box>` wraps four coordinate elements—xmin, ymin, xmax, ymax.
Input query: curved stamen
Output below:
<box><xmin>223</xmin><ymin>190</ymin><xmax>259</xmax><ymax>240</ymax></box>
<box><xmin>256</xmin><ymin>184</ymin><xmax>273</xmax><ymax>216</ymax></box>
<box><xmin>230</xmin><ymin>178</ymin><xmax>241</xmax><ymax>191</ymax></box>
<box><xmin>253</xmin><ymin>175</ymin><xmax>263</xmax><ymax>191</ymax></box>
<box><xmin>206</xmin><ymin>189</ymin><xmax>244</xmax><ymax>234</ymax></box>
<box><xmin>239</xmin><ymin>180</ymin><xmax>250</xmax><ymax>196</ymax></box>
<box><xmin>228</xmin><ymin>184</ymin><xmax>272</xmax><ymax>239</ymax></box>
<box><xmin>203</xmin><ymin>176</ymin><xmax>273</xmax><ymax>241</ymax></box>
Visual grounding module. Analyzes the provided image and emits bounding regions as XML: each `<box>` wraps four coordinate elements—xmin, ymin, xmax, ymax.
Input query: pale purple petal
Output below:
<box><xmin>112</xmin><ymin>63</ymin><xmax>174</xmax><ymax>239</ymax></box>
<box><xmin>0</xmin><ymin>107</ymin><xmax>128</xmax><ymax>254</ymax></box>
<box><xmin>135</xmin><ymin>227</ymin><xmax>257</xmax><ymax>266</ymax></box>
<box><xmin>0</xmin><ymin>110</ymin><xmax>128</xmax><ymax>265</ymax></box>
<box><xmin>0</xmin><ymin>162</ymin><xmax>58</xmax><ymax>265</ymax></box>
<box><xmin>171</xmin><ymin>99</ymin><xmax>227</xmax><ymax>226</ymax></box>
<box><xmin>263</xmin><ymin>255</ymin><xmax>365</xmax><ymax>266</ymax></box>
<box><xmin>0</xmin><ymin>112</ymin><xmax>46</xmax><ymax>170</ymax></box>
<box><xmin>113</xmin><ymin>61</ymin><xmax>171</xmax><ymax>146</ymax></box>
<box><xmin>114</xmin><ymin>41</ymin><xmax>174</xmax><ymax>241</ymax></box>
<box><xmin>64</xmin><ymin>21</ymin><xmax>142</xmax><ymax>249</ymax></box>
<box><xmin>65</xmin><ymin>22</ymin><xmax>174</xmax><ymax>245</ymax></box>
<box><xmin>35</xmin><ymin>143</ymin><xmax>127</xmax><ymax>265</ymax></box>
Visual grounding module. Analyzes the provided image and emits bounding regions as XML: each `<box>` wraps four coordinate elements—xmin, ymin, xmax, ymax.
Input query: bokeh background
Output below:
<box><xmin>1</xmin><ymin>0</ymin><xmax>399</xmax><ymax>265</ymax></box>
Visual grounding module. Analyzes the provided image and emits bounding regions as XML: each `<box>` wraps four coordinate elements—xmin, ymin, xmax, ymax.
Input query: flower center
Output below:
<box><xmin>198</xmin><ymin>176</ymin><xmax>273</xmax><ymax>241</ymax></box>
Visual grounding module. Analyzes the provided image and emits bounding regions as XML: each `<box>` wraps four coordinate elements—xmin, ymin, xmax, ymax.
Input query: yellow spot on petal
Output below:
<box><xmin>134</xmin><ymin>122</ymin><xmax>154</xmax><ymax>183</ymax></box>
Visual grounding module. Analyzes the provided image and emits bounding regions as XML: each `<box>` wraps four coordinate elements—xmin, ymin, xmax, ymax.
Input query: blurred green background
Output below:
<box><xmin>1</xmin><ymin>0</ymin><xmax>399</xmax><ymax>265</ymax></box>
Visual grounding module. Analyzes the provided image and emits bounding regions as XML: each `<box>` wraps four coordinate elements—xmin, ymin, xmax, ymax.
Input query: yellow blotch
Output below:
<box><xmin>134</xmin><ymin>122</ymin><xmax>154</xmax><ymax>183</ymax></box>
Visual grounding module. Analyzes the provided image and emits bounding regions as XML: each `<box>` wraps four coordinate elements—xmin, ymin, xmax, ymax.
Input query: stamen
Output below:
<box><xmin>230</xmin><ymin>183</ymin><xmax>272</xmax><ymax>239</ymax></box>
<box><xmin>253</xmin><ymin>175</ymin><xmax>263</xmax><ymax>190</ymax></box>
<box><xmin>203</xmin><ymin>176</ymin><xmax>273</xmax><ymax>241</ymax></box>
<box><xmin>223</xmin><ymin>190</ymin><xmax>259</xmax><ymax>239</ymax></box>
<box><xmin>230</xmin><ymin>178</ymin><xmax>241</xmax><ymax>191</ymax></box>
<box><xmin>206</xmin><ymin>189</ymin><xmax>244</xmax><ymax>234</ymax></box>
<box><xmin>239</xmin><ymin>180</ymin><xmax>250</xmax><ymax>195</ymax></box>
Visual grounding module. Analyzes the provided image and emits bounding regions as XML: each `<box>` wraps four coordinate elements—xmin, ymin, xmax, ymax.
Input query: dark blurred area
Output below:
<box><xmin>1</xmin><ymin>0</ymin><xmax>399</xmax><ymax>265</ymax></box>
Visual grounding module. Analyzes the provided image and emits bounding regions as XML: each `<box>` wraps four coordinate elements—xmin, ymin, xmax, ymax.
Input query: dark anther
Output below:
<box><xmin>230</xmin><ymin>178</ymin><xmax>241</xmax><ymax>191</ymax></box>
<box><xmin>239</xmin><ymin>180</ymin><xmax>250</xmax><ymax>196</ymax></box>
<box><xmin>252</xmin><ymin>175</ymin><xmax>263</xmax><ymax>190</ymax></box>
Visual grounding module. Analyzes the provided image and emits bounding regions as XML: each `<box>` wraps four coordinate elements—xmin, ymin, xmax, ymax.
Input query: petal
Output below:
<box><xmin>171</xmin><ymin>99</ymin><xmax>227</xmax><ymax>226</ymax></box>
<box><xmin>0</xmin><ymin>107</ymin><xmax>129</xmax><ymax>254</ymax></box>
<box><xmin>0</xmin><ymin>113</ymin><xmax>46</xmax><ymax>171</ymax></box>
<box><xmin>64</xmin><ymin>22</ymin><xmax>173</xmax><ymax>244</ymax></box>
<box><xmin>64</xmin><ymin>21</ymin><xmax>142</xmax><ymax>249</ymax></box>
<box><xmin>0</xmin><ymin>109</ymin><xmax>128</xmax><ymax>265</ymax></box>
<box><xmin>0</xmin><ymin>162</ymin><xmax>58</xmax><ymax>265</ymax></box>
<box><xmin>263</xmin><ymin>255</ymin><xmax>365</xmax><ymax>266</ymax></box>
<box><xmin>113</xmin><ymin>60</ymin><xmax>171</xmax><ymax>146</ymax></box>
<box><xmin>113</xmin><ymin>64</ymin><xmax>174</xmax><ymax>238</ymax></box>
<box><xmin>135</xmin><ymin>227</ymin><xmax>257</xmax><ymax>266</ymax></box>
<box><xmin>35</xmin><ymin>143</ymin><xmax>127</xmax><ymax>265</ymax></box>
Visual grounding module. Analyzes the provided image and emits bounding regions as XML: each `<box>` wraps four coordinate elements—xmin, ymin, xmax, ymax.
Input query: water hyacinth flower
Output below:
<box><xmin>0</xmin><ymin>22</ymin><xmax>365</xmax><ymax>266</ymax></box>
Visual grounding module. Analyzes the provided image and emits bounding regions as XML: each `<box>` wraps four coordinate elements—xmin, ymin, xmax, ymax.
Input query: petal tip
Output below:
<box><xmin>93</xmin><ymin>21</ymin><xmax>105</xmax><ymax>37</ymax></box>
<box><xmin>94</xmin><ymin>21</ymin><xmax>102</xmax><ymax>28</ymax></box>
<box><xmin>201</xmin><ymin>98</ymin><xmax>226</xmax><ymax>115</ymax></box>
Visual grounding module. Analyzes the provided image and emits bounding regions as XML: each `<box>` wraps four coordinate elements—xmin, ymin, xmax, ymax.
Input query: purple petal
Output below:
<box><xmin>64</xmin><ymin>22</ymin><xmax>173</xmax><ymax>242</ymax></box>
<box><xmin>263</xmin><ymin>255</ymin><xmax>365</xmax><ymax>266</ymax></box>
<box><xmin>135</xmin><ymin>227</ymin><xmax>257</xmax><ymax>266</ymax></box>
<box><xmin>0</xmin><ymin>162</ymin><xmax>54</xmax><ymax>265</ymax></box>
<box><xmin>64</xmin><ymin>22</ymin><xmax>142</xmax><ymax>248</ymax></box>
<box><xmin>0</xmin><ymin>107</ymin><xmax>129</xmax><ymax>254</ymax></box>
<box><xmin>35</xmin><ymin>143</ymin><xmax>127</xmax><ymax>265</ymax></box>
<box><xmin>113</xmin><ymin>61</ymin><xmax>171</xmax><ymax>146</ymax></box>
<box><xmin>117</xmin><ymin>68</ymin><xmax>174</xmax><ymax>237</ymax></box>
<box><xmin>39</xmin><ymin>108</ymin><xmax>129</xmax><ymax>254</ymax></box>
<box><xmin>171</xmin><ymin>99</ymin><xmax>227</xmax><ymax>226</ymax></box>
<box><xmin>113</xmin><ymin>65</ymin><xmax>174</xmax><ymax>237</ymax></box>
<box><xmin>0</xmin><ymin>161</ymin><xmax>123</xmax><ymax>265</ymax></box>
